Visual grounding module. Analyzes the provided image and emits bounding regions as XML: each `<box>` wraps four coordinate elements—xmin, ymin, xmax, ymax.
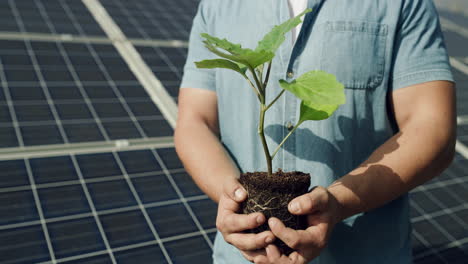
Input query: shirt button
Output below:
<box><xmin>286</xmin><ymin>71</ymin><xmax>294</xmax><ymax>79</ymax></box>
<box><xmin>286</xmin><ymin>121</ymin><xmax>294</xmax><ymax>131</ymax></box>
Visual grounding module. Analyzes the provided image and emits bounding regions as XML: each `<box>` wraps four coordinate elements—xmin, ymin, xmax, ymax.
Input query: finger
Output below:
<box><xmin>224</xmin><ymin>177</ymin><xmax>247</xmax><ymax>203</ymax></box>
<box><xmin>288</xmin><ymin>252</ymin><xmax>307</xmax><ymax>264</ymax></box>
<box><xmin>222</xmin><ymin>212</ymin><xmax>265</xmax><ymax>233</ymax></box>
<box><xmin>240</xmin><ymin>249</ymin><xmax>268</xmax><ymax>264</ymax></box>
<box><xmin>225</xmin><ymin>231</ymin><xmax>275</xmax><ymax>251</ymax></box>
<box><xmin>218</xmin><ymin>193</ymin><xmax>240</xmax><ymax>215</ymax></box>
<box><xmin>268</xmin><ymin>218</ymin><xmax>311</xmax><ymax>249</ymax></box>
<box><xmin>288</xmin><ymin>186</ymin><xmax>328</xmax><ymax>215</ymax></box>
<box><xmin>266</xmin><ymin>244</ymin><xmax>281</xmax><ymax>262</ymax></box>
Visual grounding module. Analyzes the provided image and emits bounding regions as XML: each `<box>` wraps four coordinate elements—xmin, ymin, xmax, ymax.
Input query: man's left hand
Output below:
<box><xmin>255</xmin><ymin>186</ymin><xmax>343</xmax><ymax>263</ymax></box>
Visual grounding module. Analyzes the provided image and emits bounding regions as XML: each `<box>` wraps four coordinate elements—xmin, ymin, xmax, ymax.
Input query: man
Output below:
<box><xmin>175</xmin><ymin>0</ymin><xmax>456</xmax><ymax>263</ymax></box>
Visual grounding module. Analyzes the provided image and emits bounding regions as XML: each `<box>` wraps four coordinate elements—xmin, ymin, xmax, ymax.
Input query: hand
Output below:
<box><xmin>216</xmin><ymin>177</ymin><xmax>276</xmax><ymax>262</ymax></box>
<box><xmin>255</xmin><ymin>186</ymin><xmax>343</xmax><ymax>263</ymax></box>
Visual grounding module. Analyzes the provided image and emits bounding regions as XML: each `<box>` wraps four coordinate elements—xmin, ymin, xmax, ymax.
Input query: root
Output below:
<box><xmin>247</xmin><ymin>196</ymin><xmax>281</xmax><ymax>211</ymax></box>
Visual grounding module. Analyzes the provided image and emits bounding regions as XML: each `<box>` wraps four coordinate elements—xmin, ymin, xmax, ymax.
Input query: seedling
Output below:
<box><xmin>195</xmin><ymin>9</ymin><xmax>345</xmax><ymax>176</ymax></box>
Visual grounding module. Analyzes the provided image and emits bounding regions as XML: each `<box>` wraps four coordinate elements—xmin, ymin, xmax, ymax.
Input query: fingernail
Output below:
<box><xmin>269</xmin><ymin>218</ymin><xmax>276</xmax><ymax>228</ymax></box>
<box><xmin>234</xmin><ymin>188</ymin><xmax>244</xmax><ymax>200</ymax></box>
<box><xmin>265</xmin><ymin>236</ymin><xmax>273</xmax><ymax>244</ymax></box>
<box><xmin>256</xmin><ymin>215</ymin><xmax>263</xmax><ymax>224</ymax></box>
<box><xmin>290</xmin><ymin>202</ymin><xmax>300</xmax><ymax>213</ymax></box>
<box><xmin>266</xmin><ymin>246</ymin><xmax>271</xmax><ymax>255</ymax></box>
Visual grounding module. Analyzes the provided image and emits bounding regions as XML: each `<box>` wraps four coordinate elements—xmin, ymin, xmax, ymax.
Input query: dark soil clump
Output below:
<box><xmin>239</xmin><ymin>169</ymin><xmax>311</xmax><ymax>255</ymax></box>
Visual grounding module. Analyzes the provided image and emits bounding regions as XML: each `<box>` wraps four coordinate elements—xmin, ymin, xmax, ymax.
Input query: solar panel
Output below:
<box><xmin>0</xmin><ymin>0</ymin><xmax>106</xmax><ymax>37</ymax></box>
<box><xmin>452</xmin><ymin>69</ymin><xmax>468</xmax><ymax>116</ymax></box>
<box><xmin>135</xmin><ymin>45</ymin><xmax>187</xmax><ymax>101</ymax></box>
<box><xmin>100</xmin><ymin>0</ymin><xmax>199</xmax><ymax>41</ymax></box>
<box><xmin>0</xmin><ymin>39</ymin><xmax>172</xmax><ymax>147</ymax></box>
<box><xmin>411</xmin><ymin>159</ymin><xmax>468</xmax><ymax>263</ymax></box>
<box><xmin>0</xmin><ymin>148</ymin><xmax>216</xmax><ymax>264</ymax></box>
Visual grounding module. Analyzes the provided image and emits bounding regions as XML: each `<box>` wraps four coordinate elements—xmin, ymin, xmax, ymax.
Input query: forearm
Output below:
<box><xmin>328</xmin><ymin>119</ymin><xmax>456</xmax><ymax>221</ymax></box>
<box><xmin>175</xmin><ymin>120</ymin><xmax>240</xmax><ymax>203</ymax></box>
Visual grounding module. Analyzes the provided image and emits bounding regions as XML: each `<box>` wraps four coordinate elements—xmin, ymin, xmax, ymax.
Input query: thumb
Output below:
<box><xmin>288</xmin><ymin>186</ymin><xmax>328</xmax><ymax>215</ymax></box>
<box><xmin>223</xmin><ymin>177</ymin><xmax>247</xmax><ymax>203</ymax></box>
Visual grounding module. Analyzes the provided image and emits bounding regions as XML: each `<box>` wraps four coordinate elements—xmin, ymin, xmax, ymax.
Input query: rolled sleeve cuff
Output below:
<box><xmin>391</xmin><ymin>69</ymin><xmax>454</xmax><ymax>91</ymax></box>
<box><xmin>180</xmin><ymin>68</ymin><xmax>216</xmax><ymax>92</ymax></box>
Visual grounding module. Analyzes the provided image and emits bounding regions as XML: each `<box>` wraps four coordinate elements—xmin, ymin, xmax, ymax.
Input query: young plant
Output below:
<box><xmin>195</xmin><ymin>9</ymin><xmax>345</xmax><ymax>176</ymax></box>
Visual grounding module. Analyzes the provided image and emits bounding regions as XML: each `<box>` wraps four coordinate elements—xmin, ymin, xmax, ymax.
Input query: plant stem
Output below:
<box><xmin>242</xmin><ymin>74</ymin><xmax>262</xmax><ymax>101</ymax></box>
<box><xmin>265</xmin><ymin>89</ymin><xmax>285</xmax><ymax>111</ymax></box>
<box><xmin>271</xmin><ymin>120</ymin><xmax>303</xmax><ymax>160</ymax></box>
<box><xmin>250</xmin><ymin>66</ymin><xmax>264</xmax><ymax>94</ymax></box>
<box><xmin>258</xmin><ymin>104</ymin><xmax>273</xmax><ymax>176</ymax></box>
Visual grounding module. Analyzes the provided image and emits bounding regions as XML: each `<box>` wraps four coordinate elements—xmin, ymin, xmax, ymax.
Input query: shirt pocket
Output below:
<box><xmin>320</xmin><ymin>21</ymin><xmax>388</xmax><ymax>90</ymax></box>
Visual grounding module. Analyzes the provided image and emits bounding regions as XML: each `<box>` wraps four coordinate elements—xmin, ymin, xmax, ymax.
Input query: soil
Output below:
<box><xmin>239</xmin><ymin>169</ymin><xmax>311</xmax><ymax>255</ymax></box>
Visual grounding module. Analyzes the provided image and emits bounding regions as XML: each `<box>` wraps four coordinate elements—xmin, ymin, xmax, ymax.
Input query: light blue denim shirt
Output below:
<box><xmin>181</xmin><ymin>0</ymin><xmax>454</xmax><ymax>263</ymax></box>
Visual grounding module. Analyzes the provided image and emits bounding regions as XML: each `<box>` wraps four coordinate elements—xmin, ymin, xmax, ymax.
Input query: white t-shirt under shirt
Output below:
<box><xmin>287</xmin><ymin>0</ymin><xmax>308</xmax><ymax>43</ymax></box>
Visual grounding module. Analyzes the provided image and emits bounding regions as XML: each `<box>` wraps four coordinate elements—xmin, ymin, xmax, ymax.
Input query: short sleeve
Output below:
<box><xmin>390</xmin><ymin>0</ymin><xmax>454</xmax><ymax>91</ymax></box>
<box><xmin>180</xmin><ymin>0</ymin><xmax>217</xmax><ymax>92</ymax></box>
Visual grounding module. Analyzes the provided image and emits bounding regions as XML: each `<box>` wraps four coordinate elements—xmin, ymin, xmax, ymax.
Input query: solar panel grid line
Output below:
<box><xmin>412</xmin><ymin>231</ymin><xmax>450</xmax><ymax>263</ymax></box>
<box><xmin>413</xmin><ymin>175</ymin><xmax>468</xmax><ymax>192</ymax></box>
<box><xmin>421</xmin><ymin>174</ymin><xmax>468</xmax><ymax>207</ymax></box>
<box><xmin>0</xmin><ymin>136</ymin><xmax>175</xmax><ymax>162</ymax></box>
<box><xmin>149</xmin><ymin>46</ymin><xmax>184</xmax><ymax>80</ymax></box>
<box><xmin>0</xmin><ymin>165</ymin><xmax>174</xmax><ymax>194</ymax></box>
<box><xmin>35</xmin><ymin>228</ymin><xmax>218</xmax><ymax>264</ymax></box>
<box><xmin>60</xmin><ymin>1</ymin><xmax>151</xmax><ymax>141</ymax></box>
<box><xmin>0</xmin><ymin>114</ymin><xmax>165</xmax><ymax>128</ymax></box>
<box><xmin>0</xmin><ymin>31</ymin><xmax>116</xmax><ymax>45</ymax></box>
<box><xmin>411</xmin><ymin>202</ymin><xmax>462</xmax><ymax>249</ymax></box>
<box><xmin>458</xmin><ymin>115</ymin><xmax>468</xmax><ymax>125</ymax></box>
<box><xmin>133</xmin><ymin>0</ymin><xmax>190</xmax><ymax>40</ymax></box>
<box><xmin>0</xmin><ymin>190</ymin><xmax>209</xmax><ymax>233</ymax></box>
<box><xmin>163</xmin><ymin>0</ymin><xmax>200</xmax><ymax>37</ymax></box>
<box><xmin>440</xmin><ymin>17</ymin><xmax>468</xmax><ymax>39</ymax></box>
<box><xmin>111</xmin><ymin>0</ymin><xmax>154</xmax><ymax>41</ymax></box>
<box><xmin>36</xmin><ymin>249</ymin><xmax>110</xmax><ymax>264</ymax></box>
<box><xmin>160</xmin><ymin>227</ymin><xmax>217</xmax><ymax>244</ymax></box>
<box><xmin>451</xmin><ymin>57</ymin><xmax>468</xmax><ymax>75</ymax></box>
<box><xmin>455</xmin><ymin>140</ymin><xmax>468</xmax><ymax>159</ymax></box>
<box><xmin>151</xmin><ymin>149</ymin><xmax>214</xmax><ymax>249</ymax></box>
<box><xmin>24</xmin><ymin>159</ymin><xmax>58</xmax><ymax>263</ymax></box>
<box><xmin>33</xmin><ymin>0</ymin><xmax>112</xmax><ymax>142</ymax></box>
<box><xmin>414</xmin><ymin>236</ymin><xmax>468</xmax><ymax>262</ymax></box>
<box><xmin>0</xmin><ymin>50</ymin><xmax>25</xmax><ymax>147</ymax></box>
<box><xmin>9</xmin><ymin>0</ymin><xmax>71</xmax><ymax>145</ymax></box>
<box><xmin>69</xmin><ymin>154</ymin><xmax>118</xmax><ymax>263</ymax></box>
<box><xmin>411</xmin><ymin>203</ymin><xmax>468</xmax><ymax>223</ymax></box>
<box><xmin>110</xmin><ymin>150</ymin><xmax>174</xmax><ymax>264</ymax></box>
<box><xmin>416</xmin><ymin>186</ymin><xmax>468</xmax><ymax>232</ymax></box>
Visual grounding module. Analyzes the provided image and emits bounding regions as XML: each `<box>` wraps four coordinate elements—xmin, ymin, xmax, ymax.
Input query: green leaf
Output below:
<box><xmin>195</xmin><ymin>59</ymin><xmax>247</xmax><ymax>74</ymax></box>
<box><xmin>299</xmin><ymin>101</ymin><xmax>339</xmax><ymax>122</ymax></box>
<box><xmin>201</xmin><ymin>33</ymin><xmax>274</xmax><ymax>69</ymax></box>
<box><xmin>256</xmin><ymin>8</ymin><xmax>312</xmax><ymax>54</ymax></box>
<box><xmin>279</xmin><ymin>70</ymin><xmax>345</xmax><ymax>106</ymax></box>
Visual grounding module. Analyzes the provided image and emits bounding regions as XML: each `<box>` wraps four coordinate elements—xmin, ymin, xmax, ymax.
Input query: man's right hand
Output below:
<box><xmin>216</xmin><ymin>178</ymin><xmax>275</xmax><ymax>262</ymax></box>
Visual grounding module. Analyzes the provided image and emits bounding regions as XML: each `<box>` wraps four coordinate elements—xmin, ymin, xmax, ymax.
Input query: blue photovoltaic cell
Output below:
<box><xmin>87</xmin><ymin>179</ymin><xmax>138</xmax><ymax>211</ymax></box>
<box><xmin>165</xmin><ymin>236</ymin><xmax>212</xmax><ymax>264</ymax></box>
<box><xmin>100</xmin><ymin>210</ymin><xmax>154</xmax><ymax>248</ymax></box>
<box><xmin>0</xmin><ymin>225</ymin><xmax>51</xmax><ymax>264</ymax></box>
<box><xmin>148</xmin><ymin>203</ymin><xmax>199</xmax><ymax>239</ymax></box>
<box><xmin>48</xmin><ymin>217</ymin><xmax>106</xmax><ymax>259</ymax></box>
<box><xmin>114</xmin><ymin>245</ymin><xmax>168</xmax><ymax>264</ymax></box>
